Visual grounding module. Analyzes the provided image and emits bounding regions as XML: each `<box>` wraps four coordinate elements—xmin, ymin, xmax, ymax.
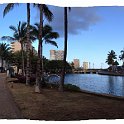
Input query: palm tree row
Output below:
<box><xmin>3</xmin><ymin>3</ymin><xmax>70</xmax><ymax>92</ymax></box>
<box><xmin>1</xmin><ymin>21</ymin><xmax>36</xmax><ymax>76</ymax></box>
<box><xmin>1</xmin><ymin>21</ymin><xmax>59</xmax><ymax>75</ymax></box>
<box><xmin>106</xmin><ymin>49</ymin><xmax>124</xmax><ymax>68</ymax></box>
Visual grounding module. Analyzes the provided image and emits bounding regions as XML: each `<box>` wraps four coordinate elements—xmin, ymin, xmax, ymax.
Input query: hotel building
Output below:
<box><xmin>11</xmin><ymin>41</ymin><xmax>36</xmax><ymax>54</ymax></box>
<box><xmin>50</xmin><ymin>50</ymin><xmax>64</xmax><ymax>60</ymax></box>
<box><xmin>83</xmin><ymin>62</ymin><xmax>89</xmax><ymax>70</ymax></box>
<box><xmin>73</xmin><ymin>59</ymin><xmax>80</xmax><ymax>69</ymax></box>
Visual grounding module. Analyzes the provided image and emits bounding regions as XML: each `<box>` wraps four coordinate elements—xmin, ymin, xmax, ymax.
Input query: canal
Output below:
<box><xmin>64</xmin><ymin>74</ymin><xmax>124</xmax><ymax>97</ymax></box>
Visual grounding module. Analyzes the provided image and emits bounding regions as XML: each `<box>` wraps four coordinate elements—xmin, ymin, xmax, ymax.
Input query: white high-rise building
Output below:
<box><xmin>83</xmin><ymin>62</ymin><xmax>89</xmax><ymax>70</ymax></box>
<box><xmin>50</xmin><ymin>50</ymin><xmax>64</xmax><ymax>60</ymax></box>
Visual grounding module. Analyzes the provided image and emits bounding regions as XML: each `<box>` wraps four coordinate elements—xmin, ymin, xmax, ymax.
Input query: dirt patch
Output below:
<box><xmin>7</xmin><ymin>80</ymin><xmax>124</xmax><ymax>120</ymax></box>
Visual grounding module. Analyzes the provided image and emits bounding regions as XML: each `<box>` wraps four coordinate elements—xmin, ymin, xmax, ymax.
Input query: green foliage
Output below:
<box><xmin>106</xmin><ymin>50</ymin><xmax>117</xmax><ymax>66</ymax></box>
<box><xmin>34</xmin><ymin>4</ymin><xmax>53</xmax><ymax>22</ymax></box>
<box><xmin>64</xmin><ymin>84</ymin><xmax>80</xmax><ymax>92</ymax></box>
<box><xmin>119</xmin><ymin>50</ymin><xmax>124</xmax><ymax>66</ymax></box>
<box><xmin>113</xmin><ymin>60</ymin><xmax>119</xmax><ymax>66</ymax></box>
<box><xmin>3</xmin><ymin>3</ymin><xmax>19</xmax><ymax>17</ymax></box>
<box><xmin>70</xmin><ymin>62</ymin><xmax>74</xmax><ymax>69</ymax></box>
<box><xmin>10</xmin><ymin>50</ymin><xmax>26</xmax><ymax>71</ymax></box>
<box><xmin>32</xmin><ymin>24</ymin><xmax>59</xmax><ymax>47</ymax></box>
<box><xmin>1</xmin><ymin>21</ymin><xmax>36</xmax><ymax>45</ymax></box>
<box><xmin>44</xmin><ymin>83</ymin><xmax>80</xmax><ymax>92</ymax></box>
<box><xmin>10</xmin><ymin>50</ymin><xmax>38</xmax><ymax>74</ymax></box>
<box><xmin>44</xmin><ymin>60</ymin><xmax>72</xmax><ymax>73</ymax></box>
<box><xmin>0</xmin><ymin>43</ymin><xmax>12</xmax><ymax>67</ymax></box>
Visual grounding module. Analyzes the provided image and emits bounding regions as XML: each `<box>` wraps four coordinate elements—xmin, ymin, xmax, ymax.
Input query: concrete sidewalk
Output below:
<box><xmin>0</xmin><ymin>73</ymin><xmax>23</xmax><ymax>119</ymax></box>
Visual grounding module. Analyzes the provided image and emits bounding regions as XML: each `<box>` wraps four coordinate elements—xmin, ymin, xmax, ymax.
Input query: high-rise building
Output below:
<box><xmin>50</xmin><ymin>50</ymin><xmax>64</xmax><ymax>60</ymax></box>
<box><xmin>11</xmin><ymin>41</ymin><xmax>35</xmax><ymax>53</ymax></box>
<box><xmin>83</xmin><ymin>62</ymin><xmax>89</xmax><ymax>70</ymax></box>
<box><xmin>11</xmin><ymin>41</ymin><xmax>21</xmax><ymax>52</ymax></box>
<box><xmin>73</xmin><ymin>59</ymin><xmax>80</xmax><ymax>69</ymax></box>
<box><xmin>50</xmin><ymin>50</ymin><xmax>56</xmax><ymax>60</ymax></box>
<box><xmin>56</xmin><ymin>50</ymin><xmax>64</xmax><ymax>60</ymax></box>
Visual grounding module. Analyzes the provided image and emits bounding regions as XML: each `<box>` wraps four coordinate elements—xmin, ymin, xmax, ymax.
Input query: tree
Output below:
<box><xmin>59</xmin><ymin>7</ymin><xmax>71</xmax><ymax>92</ymax></box>
<box><xmin>25</xmin><ymin>3</ymin><xmax>31</xmax><ymax>85</ymax></box>
<box><xmin>10</xmin><ymin>50</ymin><xmax>38</xmax><ymax>75</ymax></box>
<box><xmin>119</xmin><ymin>50</ymin><xmax>124</xmax><ymax>67</ymax></box>
<box><xmin>106</xmin><ymin>50</ymin><xmax>117</xmax><ymax>66</ymax></box>
<box><xmin>3</xmin><ymin>3</ymin><xmax>32</xmax><ymax>85</ymax></box>
<box><xmin>10</xmin><ymin>50</ymin><xmax>26</xmax><ymax>73</ymax></box>
<box><xmin>32</xmin><ymin>24</ymin><xmax>59</xmax><ymax>47</ymax></box>
<box><xmin>0</xmin><ymin>43</ymin><xmax>11</xmax><ymax>68</ymax></box>
<box><xmin>34</xmin><ymin>4</ymin><xmax>53</xmax><ymax>93</ymax></box>
<box><xmin>1</xmin><ymin>21</ymin><xmax>27</xmax><ymax>76</ymax></box>
<box><xmin>32</xmin><ymin>23</ymin><xmax>59</xmax><ymax>75</ymax></box>
<box><xmin>44</xmin><ymin>60</ymin><xmax>72</xmax><ymax>73</ymax></box>
<box><xmin>106</xmin><ymin>50</ymin><xmax>117</xmax><ymax>71</ymax></box>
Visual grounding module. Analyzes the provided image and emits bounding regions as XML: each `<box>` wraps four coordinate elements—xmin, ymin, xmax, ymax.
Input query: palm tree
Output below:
<box><xmin>119</xmin><ymin>49</ymin><xmax>124</xmax><ymax>67</ymax></box>
<box><xmin>25</xmin><ymin>3</ymin><xmax>31</xmax><ymax>85</ymax></box>
<box><xmin>106</xmin><ymin>50</ymin><xmax>117</xmax><ymax>71</ymax></box>
<box><xmin>1</xmin><ymin>21</ymin><xmax>36</xmax><ymax>76</ymax></box>
<box><xmin>1</xmin><ymin>21</ymin><xmax>27</xmax><ymax>76</ymax></box>
<box><xmin>32</xmin><ymin>23</ymin><xmax>59</xmax><ymax>83</ymax></box>
<box><xmin>32</xmin><ymin>24</ymin><xmax>59</xmax><ymax>47</ymax></box>
<box><xmin>59</xmin><ymin>7</ymin><xmax>71</xmax><ymax>92</ymax></box>
<box><xmin>106</xmin><ymin>50</ymin><xmax>117</xmax><ymax>66</ymax></box>
<box><xmin>34</xmin><ymin>4</ymin><xmax>53</xmax><ymax>93</ymax></box>
<box><xmin>0</xmin><ymin>43</ymin><xmax>11</xmax><ymax>68</ymax></box>
<box><xmin>3</xmin><ymin>3</ymin><xmax>31</xmax><ymax>85</ymax></box>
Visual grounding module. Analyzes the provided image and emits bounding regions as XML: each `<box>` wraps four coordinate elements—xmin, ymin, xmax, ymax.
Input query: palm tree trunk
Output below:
<box><xmin>59</xmin><ymin>7</ymin><xmax>68</xmax><ymax>92</ymax></box>
<box><xmin>21</xmin><ymin>43</ymin><xmax>25</xmax><ymax>76</ymax></box>
<box><xmin>1</xmin><ymin>58</ymin><xmax>3</xmax><ymax>68</ymax></box>
<box><xmin>35</xmin><ymin>4</ymin><xmax>43</xmax><ymax>93</ymax></box>
<box><xmin>26</xmin><ymin>3</ymin><xmax>30</xmax><ymax>85</ymax></box>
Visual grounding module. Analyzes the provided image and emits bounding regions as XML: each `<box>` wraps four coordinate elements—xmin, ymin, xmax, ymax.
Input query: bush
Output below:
<box><xmin>64</xmin><ymin>84</ymin><xmax>80</xmax><ymax>92</ymax></box>
<box><xmin>45</xmin><ymin>83</ymin><xmax>58</xmax><ymax>89</ymax></box>
<box><xmin>16</xmin><ymin>74</ymin><xmax>36</xmax><ymax>85</ymax></box>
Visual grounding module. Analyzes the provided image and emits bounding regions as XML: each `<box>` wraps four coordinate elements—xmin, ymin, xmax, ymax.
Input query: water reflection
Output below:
<box><xmin>64</xmin><ymin>74</ymin><xmax>124</xmax><ymax>97</ymax></box>
<box><xmin>121</xmin><ymin>77</ymin><xmax>124</xmax><ymax>96</ymax></box>
<box><xmin>108</xmin><ymin>76</ymin><xmax>115</xmax><ymax>95</ymax></box>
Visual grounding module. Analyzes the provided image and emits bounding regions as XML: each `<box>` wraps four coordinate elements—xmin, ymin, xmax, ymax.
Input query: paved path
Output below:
<box><xmin>0</xmin><ymin>73</ymin><xmax>23</xmax><ymax>119</ymax></box>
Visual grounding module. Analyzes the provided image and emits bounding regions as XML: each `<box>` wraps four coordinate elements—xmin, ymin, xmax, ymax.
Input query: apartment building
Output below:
<box><xmin>11</xmin><ymin>41</ymin><xmax>35</xmax><ymax>54</ymax></box>
<box><xmin>50</xmin><ymin>50</ymin><xmax>64</xmax><ymax>60</ymax></box>
<box><xmin>83</xmin><ymin>61</ymin><xmax>89</xmax><ymax>70</ymax></box>
<box><xmin>73</xmin><ymin>59</ymin><xmax>80</xmax><ymax>69</ymax></box>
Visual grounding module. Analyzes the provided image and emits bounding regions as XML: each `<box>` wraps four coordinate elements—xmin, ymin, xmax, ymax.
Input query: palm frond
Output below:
<box><xmin>43</xmin><ymin>24</ymin><xmax>52</xmax><ymax>35</ymax></box>
<box><xmin>45</xmin><ymin>40</ymin><xmax>58</xmax><ymax>48</ymax></box>
<box><xmin>9</xmin><ymin>25</ymin><xmax>18</xmax><ymax>33</ymax></box>
<box><xmin>1</xmin><ymin>36</ymin><xmax>15</xmax><ymax>42</ymax></box>
<box><xmin>43</xmin><ymin>4</ymin><xmax>53</xmax><ymax>22</ymax></box>
<box><xmin>44</xmin><ymin>32</ymin><xmax>59</xmax><ymax>40</ymax></box>
<box><xmin>3</xmin><ymin>3</ymin><xmax>19</xmax><ymax>17</ymax></box>
<box><xmin>21</xmin><ymin>22</ymin><xmax>27</xmax><ymax>32</ymax></box>
<box><xmin>34</xmin><ymin>23</ymin><xmax>39</xmax><ymax>29</ymax></box>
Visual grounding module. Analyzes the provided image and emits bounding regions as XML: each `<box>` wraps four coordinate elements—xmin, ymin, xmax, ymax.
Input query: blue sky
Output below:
<box><xmin>0</xmin><ymin>4</ymin><xmax>124</xmax><ymax>69</ymax></box>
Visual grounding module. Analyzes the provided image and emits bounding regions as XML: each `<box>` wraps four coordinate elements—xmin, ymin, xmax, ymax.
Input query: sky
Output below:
<box><xmin>0</xmin><ymin>4</ymin><xmax>124</xmax><ymax>69</ymax></box>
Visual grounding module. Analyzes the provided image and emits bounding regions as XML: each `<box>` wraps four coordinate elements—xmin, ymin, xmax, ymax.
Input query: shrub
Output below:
<box><xmin>64</xmin><ymin>84</ymin><xmax>80</xmax><ymax>92</ymax></box>
<box><xmin>16</xmin><ymin>74</ymin><xmax>36</xmax><ymax>85</ymax></box>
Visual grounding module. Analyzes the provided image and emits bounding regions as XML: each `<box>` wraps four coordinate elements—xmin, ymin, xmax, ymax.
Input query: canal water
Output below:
<box><xmin>64</xmin><ymin>74</ymin><xmax>124</xmax><ymax>97</ymax></box>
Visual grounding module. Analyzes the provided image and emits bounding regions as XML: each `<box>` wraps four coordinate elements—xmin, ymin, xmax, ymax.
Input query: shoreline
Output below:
<box><xmin>98</xmin><ymin>71</ymin><xmax>124</xmax><ymax>76</ymax></box>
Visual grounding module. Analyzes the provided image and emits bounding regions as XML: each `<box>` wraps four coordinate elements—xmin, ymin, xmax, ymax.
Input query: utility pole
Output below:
<box><xmin>101</xmin><ymin>63</ymin><xmax>103</xmax><ymax>69</ymax></box>
<box><xmin>89</xmin><ymin>62</ymin><xmax>90</xmax><ymax>69</ymax></box>
<box><xmin>93</xmin><ymin>63</ymin><xmax>94</xmax><ymax>69</ymax></box>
